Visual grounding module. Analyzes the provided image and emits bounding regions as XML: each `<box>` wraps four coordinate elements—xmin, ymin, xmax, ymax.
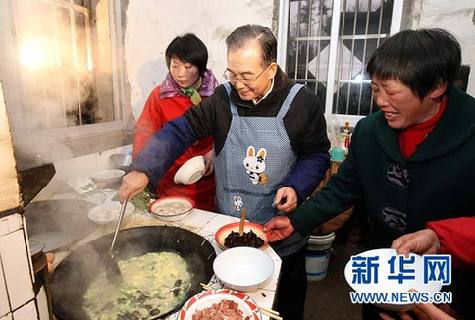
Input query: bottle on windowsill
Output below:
<box><xmin>342</xmin><ymin>121</ymin><xmax>351</xmax><ymax>154</ymax></box>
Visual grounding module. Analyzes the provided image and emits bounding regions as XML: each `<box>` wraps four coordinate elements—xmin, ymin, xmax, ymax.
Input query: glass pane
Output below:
<box><xmin>286</xmin><ymin>40</ymin><xmax>297</xmax><ymax>79</ymax></box>
<box><xmin>365</xmin><ymin>0</ymin><xmax>395</xmax><ymax>34</ymax></box>
<box><xmin>296</xmin><ymin>42</ymin><xmax>308</xmax><ymax>79</ymax></box>
<box><xmin>289</xmin><ymin>0</ymin><xmax>299</xmax><ymax>38</ymax></box>
<box><xmin>340</xmin><ymin>0</ymin><xmax>394</xmax><ymax>35</ymax></box>
<box><xmin>73</xmin><ymin>0</ymin><xmax>87</xmax><ymax>6</ymax></box>
<box><xmin>310</xmin><ymin>0</ymin><xmax>333</xmax><ymax>37</ymax></box>
<box><xmin>9</xmin><ymin>0</ymin><xmax>117</xmax><ymax>130</ymax></box>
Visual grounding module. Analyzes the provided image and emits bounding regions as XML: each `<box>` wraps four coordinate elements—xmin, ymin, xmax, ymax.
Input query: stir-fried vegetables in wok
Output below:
<box><xmin>83</xmin><ymin>251</ymin><xmax>191</xmax><ymax>320</ymax></box>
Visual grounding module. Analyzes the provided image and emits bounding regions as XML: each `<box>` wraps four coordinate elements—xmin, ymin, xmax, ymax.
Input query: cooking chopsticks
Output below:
<box><xmin>260</xmin><ymin>310</ymin><xmax>283</xmax><ymax>320</ymax></box>
<box><xmin>200</xmin><ymin>282</ymin><xmax>213</xmax><ymax>290</ymax></box>
<box><xmin>239</xmin><ymin>208</ymin><xmax>246</xmax><ymax>236</ymax></box>
<box><xmin>199</xmin><ymin>283</ymin><xmax>282</xmax><ymax>320</ymax></box>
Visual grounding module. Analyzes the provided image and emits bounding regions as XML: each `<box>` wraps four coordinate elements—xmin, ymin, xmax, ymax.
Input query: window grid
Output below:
<box><xmin>285</xmin><ymin>0</ymin><xmax>401</xmax><ymax>124</ymax></box>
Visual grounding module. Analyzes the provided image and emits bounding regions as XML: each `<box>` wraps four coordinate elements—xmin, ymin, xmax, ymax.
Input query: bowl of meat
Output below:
<box><xmin>215</xmin><ymin>221</ymin><xmax>268</xmax><ymax>250</ymax></box>
<box><xmin>178</xmin><ymin>289</ymin><xmax>261</xmax><ymax>320</ymax></box>
<box><xmin>213</xmin><ymin>247</ymin><xmax>274</xmax><ymax>292</ymax></box>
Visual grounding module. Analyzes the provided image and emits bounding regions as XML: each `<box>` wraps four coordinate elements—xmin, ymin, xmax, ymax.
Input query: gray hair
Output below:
<box><xmin>226</xmin><ymin>24</ymin><xmax>277</xmax><ymax>65</ymax></box>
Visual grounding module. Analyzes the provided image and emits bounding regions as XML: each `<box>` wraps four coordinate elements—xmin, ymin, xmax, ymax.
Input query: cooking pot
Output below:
<box><xmin>50</xmin><ymin>226</ymin><xmax>216</xmax><ymax>319</ymax></box>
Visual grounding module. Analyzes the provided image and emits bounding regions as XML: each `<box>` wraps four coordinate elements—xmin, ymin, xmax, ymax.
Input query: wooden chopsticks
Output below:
<box><xmin>239</xmin><ymin>208</ymin><xmax>246</xmax><ymax>236</ymax></box>
<box><xmin>200</xmin><ymin>282</ymin><xmax>213</xmax><ymax>290</ymax></box>
<box><xmin>199</xmin><ymin>283</ymin><xmax>282</xmax><ymax>320</ymax></box>
<box><xmin>260</xmin><ymin>308</ymin><xmax>283</xmax><ymax>320</ymax></box>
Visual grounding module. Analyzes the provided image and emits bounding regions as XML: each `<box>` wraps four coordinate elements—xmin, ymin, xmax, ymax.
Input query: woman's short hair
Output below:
<box><xmin>166</xmin><ymin>33</ymin><xmax>208</xmax><ymax>76</ymax></box>
<box><xmin>367</xmin><ymin>28</ymin><xmax>461</xmax><ymax>98</ymax></box>
<box><xmin>226</xmin><ymin>24</ymin><xmax>277</xmax><ymax>67</ymax></box>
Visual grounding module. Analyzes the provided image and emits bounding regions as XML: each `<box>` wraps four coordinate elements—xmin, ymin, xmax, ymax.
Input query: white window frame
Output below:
<box><xmin>278</xmin><ymin>0</ymin><xmax>404</xmax><ymax>127</ymax></box>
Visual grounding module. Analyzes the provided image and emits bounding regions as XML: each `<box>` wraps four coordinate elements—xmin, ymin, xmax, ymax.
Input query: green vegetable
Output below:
<box><xmin>111</xmin><ymin>191</ymin><xmax>154</xmax><ymax>212</ymax></box>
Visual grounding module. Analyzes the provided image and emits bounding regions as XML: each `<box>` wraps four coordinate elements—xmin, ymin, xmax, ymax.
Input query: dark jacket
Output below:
<box><xmin>133</xmin><ymin>68</ymin><xmax>330</xmax><ymax>202</ymax></box>
<box><xmin>290</xmin><ymin>86</ymin><xmax>475</xmax><ymax>247</ymax></box>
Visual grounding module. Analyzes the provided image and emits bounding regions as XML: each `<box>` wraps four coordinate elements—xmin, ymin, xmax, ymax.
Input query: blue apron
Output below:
<box><xmin>214</xmin><ymin>82</ymin><xmax>308</xmax><ymax>256</ymax></box>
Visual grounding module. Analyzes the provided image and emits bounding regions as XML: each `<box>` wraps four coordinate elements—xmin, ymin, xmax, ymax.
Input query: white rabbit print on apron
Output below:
<box><xmin>243</xmin><ymin>146</ymin><xmax>269</xmax><ymax>185</ymax></box>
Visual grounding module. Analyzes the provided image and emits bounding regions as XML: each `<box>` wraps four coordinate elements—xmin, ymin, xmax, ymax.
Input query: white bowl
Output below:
<box><xmin>87</xmin><ymin>201</ymin><xmax>135</xmax><ymax>225</ymax></box>
<box><xmin>213</xmin><ymin>247</ymin><xmax>274</xmax><ymax>292</ymax></box>
<box><xmin>91</xmin><ymin>169</ymin><xmax>125</xmax><ymax>189</ymax></box>
<box><xmin>149</xmin><ymin>197</ymin><xmax>194</xmax><ymax>222</ymax></box>
<box><xmin>174</xmin><ymin>156</ymin><xmax>205</xmax><ymax>185</ymax></box>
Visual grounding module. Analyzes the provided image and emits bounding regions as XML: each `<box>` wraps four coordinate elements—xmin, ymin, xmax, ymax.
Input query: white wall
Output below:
<box><xmin>125</xmin><ymin>0</ymin><xmax>275</xmax><ymax>119</ymax></box>
<box><xmin>409</xmin><ymin>0</ymin><xmax>475</xmax><ymax>94</ymax></box>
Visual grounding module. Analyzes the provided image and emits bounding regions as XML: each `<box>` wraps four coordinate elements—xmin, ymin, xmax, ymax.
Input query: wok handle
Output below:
<box><xmin>110</xmin><ymin>197</ymin><xmax>129</xmax><ymax>254</ymax></box>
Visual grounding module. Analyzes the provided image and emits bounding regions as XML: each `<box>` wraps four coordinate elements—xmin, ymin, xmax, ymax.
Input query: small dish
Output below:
<box><xmin>149</xmin><ymin>196</ymin><xmax>194</xmax><ymax>222</ymax></box>
<box><xmin>67</xmin><ymin>177</ymin><xmax>97</xmax><ymax>195</ymax></box>
<box><xmin>91</xmin><ymin>169</ymin><xmax>125</xmax><ymax>189</ymax></box>
<box><xmin>174</xmin><ymin>156</ymin><xmax>205</xmax><ymax>185</ymax></box>
<box><xmin>213</xmin><ymin>247</ymin><xmax>274</xmax><ymax>292</ymax></box>
<box><xmin>87</xmin><ymin>201</ymin><xmax>135</xmax><ymax>225</ymax></box>
<box><xmin>215</xmin><ymin>221</ymin><xmax>268</xmax><ymax>250</ymax></box>
<box><xmin>178</xmin><ymin>289</ymin><xmax>260</xmax><ymax>320</ymax></box>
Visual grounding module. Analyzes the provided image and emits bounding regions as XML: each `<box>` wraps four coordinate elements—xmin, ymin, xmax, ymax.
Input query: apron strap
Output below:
<box><xmin>223</xmin><ymin>82</ymin><xmax>239</xmax><ymax>116</ymax></box>
<box><xmin>277</xmin><ymin>83</ymin><xmax>305</xmax><ymax>119</ymax></box>
<box><xmin>223</xmin><ymin>82</ymin><xmax>233</xmax><ymax>95</ymax></box>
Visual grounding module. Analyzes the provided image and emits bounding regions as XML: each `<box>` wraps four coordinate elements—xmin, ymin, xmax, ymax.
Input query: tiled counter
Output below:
<box><xmin>53</xmin><ymin>202</ymin><xmax>282</xmax><ymax>320</ymax></box>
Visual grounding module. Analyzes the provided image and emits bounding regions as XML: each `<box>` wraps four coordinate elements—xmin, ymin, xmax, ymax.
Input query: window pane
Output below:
<box><xmin>10</xmin><ymin>0</ymin><xmax>118</xmax><ymax>130</ymax></box>
<box><xmin>310</xmin><ymin>0</ymin><xmax>333</xmax><ymax>37</ymax></box>
<box><xmin>286</xmin><ymin>0</ymin><xmax>398</xmax><ymax>117</ymax></box>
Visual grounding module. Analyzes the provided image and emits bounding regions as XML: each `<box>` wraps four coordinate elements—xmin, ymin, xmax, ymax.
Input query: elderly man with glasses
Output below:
<box><xmin>119</xmin><ymin>24</ymin><xmax>330</xmax><ymax>320</ymax></box>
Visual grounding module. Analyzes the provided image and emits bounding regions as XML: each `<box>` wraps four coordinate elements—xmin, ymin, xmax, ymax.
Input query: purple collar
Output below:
<box><xmin>159</xmin><ymin>69</ymin><xmax>219</xmax><ymax>99</ymax></box>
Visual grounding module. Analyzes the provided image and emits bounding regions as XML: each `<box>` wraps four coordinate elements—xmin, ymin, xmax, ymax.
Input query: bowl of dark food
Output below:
<box><xmin>178</xmin><ymin>288</ymin><xmax>261</xmax><ymax>320</ymax></box>
<box><xmin>213</xmin><ymin>247</ymin><xmax>274</xmax><ymax>292</ymax></box>
<box><xmin>215</xmin><ymin>221</ymin><xmax>268</xmax><ymax>250</ymax></box>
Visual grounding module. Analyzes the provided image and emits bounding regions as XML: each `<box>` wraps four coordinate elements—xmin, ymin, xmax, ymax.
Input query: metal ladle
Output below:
<box><xmin>105</xmin><ymin>197</ymin><xmax>129</xmax><ymax>283</ymax></box>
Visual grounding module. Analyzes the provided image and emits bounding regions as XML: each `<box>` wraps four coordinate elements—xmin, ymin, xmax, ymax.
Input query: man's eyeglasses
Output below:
<box><xmin>223</xmin><ymin>64</ymin><xmax>270</xmax><ymax>86</ymax></box>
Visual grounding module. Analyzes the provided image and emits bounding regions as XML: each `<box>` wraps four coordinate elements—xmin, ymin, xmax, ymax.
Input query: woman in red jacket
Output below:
<box><xmin>133</xmin><ymin>33</ymin><xmax>219</xmax><ymax>211</ymax></box>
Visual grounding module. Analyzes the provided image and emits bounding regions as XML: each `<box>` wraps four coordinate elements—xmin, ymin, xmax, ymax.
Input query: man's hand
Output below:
<box><xmin>203</xmin><ymin>150</ymin><xmax>214</xmax><ymax>177</ymax></box>
<box><xmin>392</xmin><ymin>229</ymin><xmax>440</xmax><ymax>255</ymax></box>
<box><xmin>118</xmin><ymin>171</ymin><xmax>149</xmax><ymax>202</ymax></box>
<box><xmin>274</xmin><ymin>187</ymin><xmax>298</xmax><ymax>213</ymax></box>
<box><xmin>263</xmin><ymin>216</ymin><xmax>295</xmax><ymax>242</ymax></box>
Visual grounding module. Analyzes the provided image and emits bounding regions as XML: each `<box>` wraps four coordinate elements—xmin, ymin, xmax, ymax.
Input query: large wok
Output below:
<box><xmin>51</xmin><ymin>226</ymin><xmax>216</xmax><ymax>319</ymax></box>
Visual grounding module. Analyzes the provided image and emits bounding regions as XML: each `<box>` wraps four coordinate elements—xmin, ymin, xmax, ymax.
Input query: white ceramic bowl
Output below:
<box><xmin>87</xmin><ymin>201</ymin><xmax>135</xmax><ymax>225</ymax></box>
<box><xmin>213</xmin><ymin>247</ymin><xmax>274</xmax><ymax>292</ymax></box>
<box><xmin>91</xmin><ymin>169</ymin><xmax>125</xmax><ymax>189</ymax></box>
<box><xmin>174</xmin><ymin>156</ymin><xmax>205</xmax><ymax>185</ymax></box>
<box><xmin>109</xmin><ymin>153</ymin><xmax>132</xmax><ymax>171</ymax></box>
<box><xmin>149</xmin><ymin>197</ymin><xmax>194</xmax><ymax>222</ymax></box>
